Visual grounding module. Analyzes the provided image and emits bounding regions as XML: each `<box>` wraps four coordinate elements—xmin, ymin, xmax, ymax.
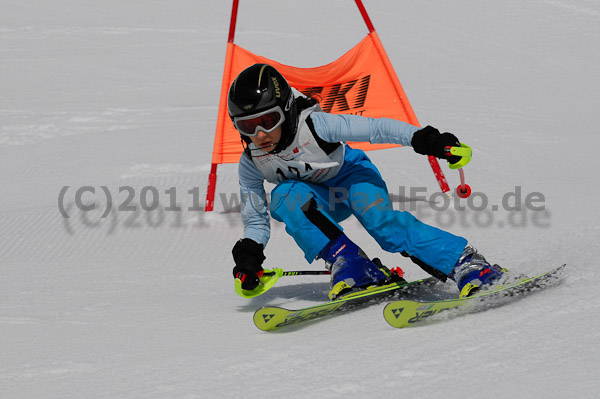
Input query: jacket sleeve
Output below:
<box><xmin>309</xmin><ymin>111</ymin><xmax>420</xmax><ymax>146</ymax></box>
<box><xmin>238</xmin><ymin>153</ymin><xmax>271</xmax><ymax>247</ymax></box>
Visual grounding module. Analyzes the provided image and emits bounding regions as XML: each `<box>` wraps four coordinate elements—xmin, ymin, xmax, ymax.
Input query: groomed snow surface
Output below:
<box><xmin>2</xmin><ymin>1</ymin><xmax>599</xmax><ymax>398</ymax></box>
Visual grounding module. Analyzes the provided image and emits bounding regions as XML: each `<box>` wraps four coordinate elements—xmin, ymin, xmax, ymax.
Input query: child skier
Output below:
<box><xmin>229</xmin><ymin>63</ymin><xmax>505</xmax><ymax>300</ymax></box>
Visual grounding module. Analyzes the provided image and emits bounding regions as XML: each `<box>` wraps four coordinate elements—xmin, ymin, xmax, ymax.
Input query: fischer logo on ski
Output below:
<box><xmin>408</xmin><ymin>308</ymin><xmax>451</xmax><ymax>324</ymax></box>
<box><xmin>389</xmin><ymin>307</ymin><xmax>404</xmax><ymax>319</ymax></box>
<box><xmin>275</xmin><ymin>307</ymin><xmax>343</xmax><ymax>328</ymax></box>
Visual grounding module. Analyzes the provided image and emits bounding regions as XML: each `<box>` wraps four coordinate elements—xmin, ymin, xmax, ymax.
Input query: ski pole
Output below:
<box><xmin>235</xmin><ymin>268</ymin><xmax>330</xmax><ymax>299</ymax></box>
<box><xmin>446</xmin><ymin>144</ymin><xmax>473</xmax><ymax>198</ymax></box>
<box><xmin>456</xmin><ymin>167</ymin><xmax>472</xmax><ymax>198</ymax></box>
<box><xmin>264</xmin><ymin>269</ymin><xmax>331</xmax><ymax>277</ymax></box>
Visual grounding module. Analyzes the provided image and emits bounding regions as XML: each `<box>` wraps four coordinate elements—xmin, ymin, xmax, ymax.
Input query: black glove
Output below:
<box><xmin>411</xmin><ymin>125</ymin><xmax>462</xmax><ymax>164</ymax></box>
<box><xmin>232</xmin><ymin>238</ymin><xmax>266</xmax><ymax>290</ymax></box>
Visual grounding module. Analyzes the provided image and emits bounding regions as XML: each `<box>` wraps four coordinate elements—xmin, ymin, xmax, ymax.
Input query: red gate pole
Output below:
<box><xmin>206</xmin><ymin>0</ymin><xmax>240</xmax><ymax>212</ymax></box>
<box><xmin>355</xmin><ymin>0</ymin><xmax>376</xmax><ymax>33</ymax></box>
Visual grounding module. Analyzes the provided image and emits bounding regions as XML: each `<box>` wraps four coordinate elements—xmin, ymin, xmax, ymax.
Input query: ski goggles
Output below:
<box><xmin>233</xmin><ymin>106</ymin><xmax>285</xmax><ymax>137</ymax></box>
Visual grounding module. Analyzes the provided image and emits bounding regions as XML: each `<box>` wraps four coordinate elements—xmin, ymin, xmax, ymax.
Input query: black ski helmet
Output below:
<box><xmin>228</xmin><ymin>64</ymin><xmax>298</xmax><ymax>154</ymax></box>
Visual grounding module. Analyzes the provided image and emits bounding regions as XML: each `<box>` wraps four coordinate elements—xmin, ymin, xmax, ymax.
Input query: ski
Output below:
<box><xmin>383</xmin><ymin>264</ymin><xmax>566</xmax><ymax>329</ymax></box>
<box><xmin>253</xmin><ymin>276</ymin><xmax>438</xmax><ymax>331</ymax></box>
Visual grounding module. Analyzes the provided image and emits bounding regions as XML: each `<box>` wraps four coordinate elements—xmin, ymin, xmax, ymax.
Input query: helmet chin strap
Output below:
<box><xmin>241</xmin><ymin>139</ymin><xmax>281</xmax><ymax>157</ymax></box>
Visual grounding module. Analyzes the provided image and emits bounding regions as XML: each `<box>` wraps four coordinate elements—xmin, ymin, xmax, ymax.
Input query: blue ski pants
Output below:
<box><xmin>269</xmin><ymin>146</ymin><xmax>468</xmax><ymax>276</ymax></box>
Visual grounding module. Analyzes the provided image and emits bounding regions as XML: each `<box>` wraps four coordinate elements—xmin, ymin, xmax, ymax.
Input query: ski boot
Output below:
<box><xmin>372</xmin><ymin>258</ymin><xmax>407</xmax><ymax>285</ymax></box>
<box><xmin>449</xmin><ymin>245</ymin><xmax>508</xmax><ymax>298</ymax></box>
<box><xmin>318</xmin><ymin>234</ymin><xmax>392</xmax><ymax>300</ymax></box>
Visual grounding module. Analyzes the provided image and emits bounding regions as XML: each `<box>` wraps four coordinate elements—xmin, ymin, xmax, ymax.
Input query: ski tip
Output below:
<box><xmin>253</xmin><ymin>306</ymin><xmax>288</xmax><ymax>332</ymax></box>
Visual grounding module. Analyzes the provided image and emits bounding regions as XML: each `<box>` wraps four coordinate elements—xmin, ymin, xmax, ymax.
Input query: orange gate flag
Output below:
<box><xmin>211</xmin><ymin>31</ymin><xmax>420</xmax><ymax>165</ymax></box>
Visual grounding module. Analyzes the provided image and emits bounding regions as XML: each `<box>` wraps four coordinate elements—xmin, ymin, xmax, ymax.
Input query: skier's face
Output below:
<box><xmin>249</xmin><ymin>125</ymin><xmax>282</xmax><ymax>153</ymax></box>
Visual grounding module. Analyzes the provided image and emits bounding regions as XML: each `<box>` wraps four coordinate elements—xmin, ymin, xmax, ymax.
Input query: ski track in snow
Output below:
<box><xmin>1</xmin><ymin>0</ymin><xmax>600</xmax><ymax>398</ymax></box>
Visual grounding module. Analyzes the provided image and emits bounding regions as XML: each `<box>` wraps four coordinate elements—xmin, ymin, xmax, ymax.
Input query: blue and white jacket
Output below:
<box><xmin>238</xmin><ymin>102</ymin><xmax>421</xmax><ymax>248</ymax></box>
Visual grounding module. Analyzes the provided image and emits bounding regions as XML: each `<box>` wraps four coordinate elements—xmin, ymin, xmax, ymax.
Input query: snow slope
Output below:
<box><xmin>2</xmin><ymin>0</ymin><xmax>600</xmax><ymax>398</ymax></box>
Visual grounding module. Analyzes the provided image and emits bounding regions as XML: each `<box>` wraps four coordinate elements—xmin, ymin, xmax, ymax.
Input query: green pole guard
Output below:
<box><xmin>235</xmin><ymin>268</ymin><xmax>284</xmax><ymax>298</ymax></box>
<box><xmin>448</xmin><ymin>143</ymin><xmax>472</xmax><ymax>169</ymax></box>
